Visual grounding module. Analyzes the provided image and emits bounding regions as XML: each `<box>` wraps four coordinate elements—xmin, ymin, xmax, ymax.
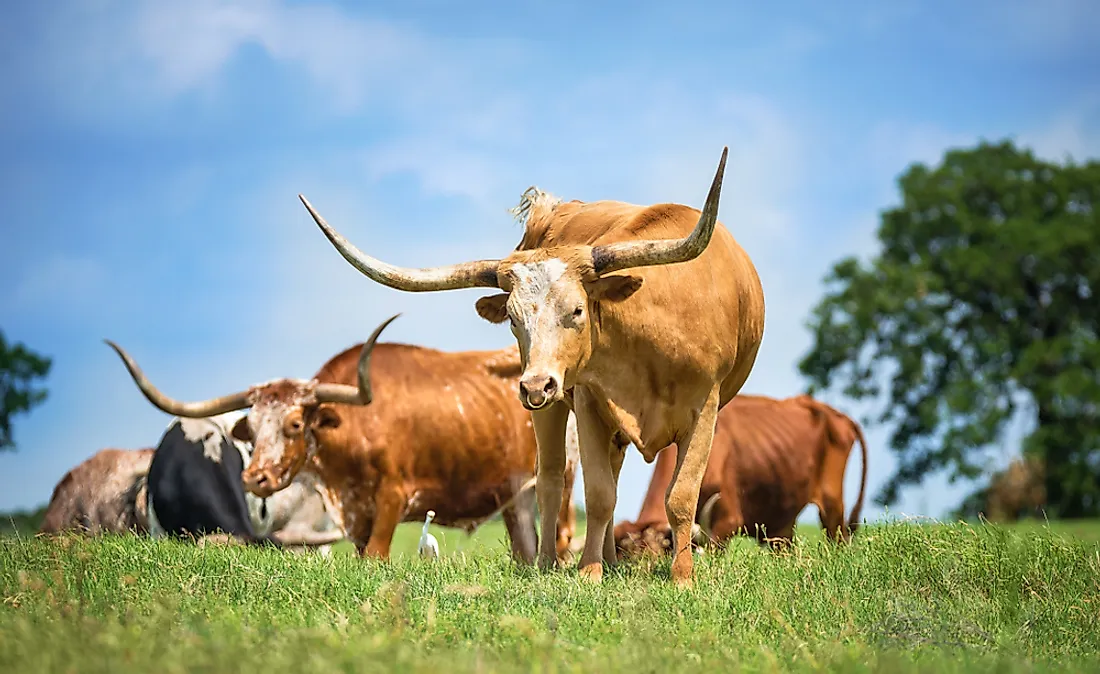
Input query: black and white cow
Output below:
<box><xmin>146</xmin><ymin>411</ymin><xmax>281</xmax><ymax>546</ymax></box>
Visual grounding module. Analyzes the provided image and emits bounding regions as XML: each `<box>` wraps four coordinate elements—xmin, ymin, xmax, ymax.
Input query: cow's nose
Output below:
<box><xmin>519</xmin><ymin>375</ymin><xmax>559</xmax><ymax>410</ymax></box>
<box><xmin>243</xmin><ymin>470</ymin><xmax>274</xmax><ymax>497</ymax></box>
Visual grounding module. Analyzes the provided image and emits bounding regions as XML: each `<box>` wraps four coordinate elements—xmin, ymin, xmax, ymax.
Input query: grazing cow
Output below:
<box><xmin>613</xmin><ymin>394</ymin><xmax>868</xmax><ymax>556</ymax></box>
<box><xmin>299</xmin><ymin>147</ymin><xmax>765</xmax><ymax>585</ymax></box>
<box><xmin>140</xmin><ymin>411</ymin><xmax>281</xmax><ymax>546</ymax></box>
<box><xmin>38</xmin><ymin>447</ymin><xmax>156</xmax><ymax>535</ymax></box>
<box><xmin>106</xmin><ymin>315</ymin><xmax>579</xmax><ymax>562</ymax></box>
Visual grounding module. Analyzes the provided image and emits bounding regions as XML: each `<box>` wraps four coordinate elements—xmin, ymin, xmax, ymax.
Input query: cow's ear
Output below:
<box><xmin>313</xmin><ymin>406</ymin><xmax>342</xmax><ymax>430</ymax></box>
<box><xmin>475</xmin><ymin>293</ymin><xmax>510</xmax><ymax>323</ymax></box>
<box><xmin>231</xmin><ymin>416</ymin><xmax>252</xmax><ymax>443</ymax></box>
<box><xmin>586</xmin><ymin>275</ymin><xmax>643</xmax><ymax>303</ymax></box>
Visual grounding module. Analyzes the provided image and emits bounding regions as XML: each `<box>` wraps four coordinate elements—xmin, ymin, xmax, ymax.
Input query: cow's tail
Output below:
<box><xmin>847</xmin><ymin>415</ymin><xmax>869</xmax><ymax>534</ymax></box>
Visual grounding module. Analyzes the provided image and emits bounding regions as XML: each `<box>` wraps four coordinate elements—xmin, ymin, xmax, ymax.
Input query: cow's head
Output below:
<box><xmin>105</xmin><ymin>314</ymin><xmax>399</xmax><ymax>498</ymax></box>
<box><xmin>299</xmin><ymin>148</ymin><xmax>728</xmax><ymax>411</ymax></box>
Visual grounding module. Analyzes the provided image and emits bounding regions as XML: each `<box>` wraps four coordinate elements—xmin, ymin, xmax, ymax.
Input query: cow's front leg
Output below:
<box><xmin>666</xmin><ymin>386</ymin><xmax>720</xmax><ymax>588</ymax></box>
<box><xmin>362</xmin><ymin>486</ymin><xmax>405</xmax><ymax>560</ymax></box>
<box><xmin>531</xmin><ymin>402</ymin><xmax>569</xmax><ymax>571</ymax></box>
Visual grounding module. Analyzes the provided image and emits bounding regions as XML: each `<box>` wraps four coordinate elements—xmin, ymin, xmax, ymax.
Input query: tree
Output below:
<box><xmin>798</xmin><ymin>140</ymin><xmax>1100</xmax><ymax>517</ymax></box>
<box><xmin>0</xmin><ymin>330</ymin><xmax>52</xmax><ymax>451</ymax></box>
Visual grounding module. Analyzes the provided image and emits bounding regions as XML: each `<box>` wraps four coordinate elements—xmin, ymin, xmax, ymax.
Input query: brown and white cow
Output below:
<box><xmin>299</xmin><ymin>147</ymin><xmax>765</xmax><ymax>585</ymax></box>
<box><xmin>106</xmin><ymin>315</ymin><xmax>579</xmax><ymax>562</ymax></box>
<box><xmin>39</xmin><ymin>447</ymin><xmax>156</xmax><ymax>535</ymax></box>
<box><xmin>613</xmin><ymin>393</ymin><xmax>868</xmax><ymax>556</ymax></box>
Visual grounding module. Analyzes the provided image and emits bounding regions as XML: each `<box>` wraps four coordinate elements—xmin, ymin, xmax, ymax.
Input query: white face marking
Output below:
<box><xmin>508</xmin><ymin>259</ymin><xmax>576</xmax><ymax>379</ymax></box>
<box><xmin>249</xmin><ymin>400</ymin><xmax>292</xmax><ymax>467</ymax></box>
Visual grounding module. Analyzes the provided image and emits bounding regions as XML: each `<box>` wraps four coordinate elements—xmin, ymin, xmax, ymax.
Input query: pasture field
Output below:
<box><xmin>2</xmin><ymin>519</ymin><xmax>1099</xmax><ymax>673</ymax></box>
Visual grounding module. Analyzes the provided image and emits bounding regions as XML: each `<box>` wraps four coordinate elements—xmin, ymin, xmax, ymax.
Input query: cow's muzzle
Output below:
<box><xmin>519</xmin><ymin>374</ymin><xmax>560</xmax><ymax>410</ymax></box>
<box><xmin>242</xmin><ymin>467</ymin><xmax>283</xmax><ymax>498</ymax></box>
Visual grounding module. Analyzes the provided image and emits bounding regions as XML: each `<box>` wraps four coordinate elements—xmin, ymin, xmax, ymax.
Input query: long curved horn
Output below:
<box><xmin>105</xmin><ymin>340</ymin><xmax>252</xmax><ymax>418</ymax></box>
<box><xmin>299</xmin><ymin>195</ymin><xmax>502</xmax><ymax>291</ymax></box>
<box><xmin>591</xmin><ymin>146</ymin><xmax>728</xmax><ymax>276</ymax></box>
<box><xmin>314</xmin><ymin>313</ymin><xmax>400</xmax><ymax>405</ymax></box>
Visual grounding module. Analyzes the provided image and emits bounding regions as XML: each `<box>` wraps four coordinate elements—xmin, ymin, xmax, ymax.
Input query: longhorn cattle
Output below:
<box><xmin>106</xmin><ymin>315</ymin><xmax>578</xmax><ymax>562</ymax></box>
<box><xmin>299</xmin><ymin>147</ymin><xmax>764</xmax><ymax>585</ymax></box>
<box><xmin>39</xmin><ymin>447</ymin><xmax>155</xmax><ymax>535</ymax></box>
<box><xmin>613</xmin><ymin>394</ymin><xmax>868</xmax><ymax>556</ymax></box>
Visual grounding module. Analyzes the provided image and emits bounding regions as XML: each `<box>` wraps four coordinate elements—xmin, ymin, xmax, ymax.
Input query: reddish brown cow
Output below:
<box><xmin>39</xmin><ymin>447</ymin><xmax>155</xmax><ymax>535</ymax></box>
<box><xmin>107</xmin><ymin>315</ymin><xmax>578</xmax><ymax>562</ymax></box>
<box><xmin>613</xmin><ymin>394</ymin><xmax>867</xmax><ymax>555</ymax></box>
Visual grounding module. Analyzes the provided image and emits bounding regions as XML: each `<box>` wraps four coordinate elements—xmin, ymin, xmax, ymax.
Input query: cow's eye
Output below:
<box><xmin>572</xmin><ymin>307</ymin><xmax>583</xmax><ymax>318</ymax></box>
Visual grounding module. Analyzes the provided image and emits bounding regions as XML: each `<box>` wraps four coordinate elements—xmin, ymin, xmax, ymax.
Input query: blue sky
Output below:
<box><xmin>2</xmin><ymin>0</ymin><xmax>1098</xmax><ymax>524</ymax></box>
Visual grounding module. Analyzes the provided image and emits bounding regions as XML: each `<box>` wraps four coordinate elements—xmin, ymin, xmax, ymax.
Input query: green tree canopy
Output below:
<box><xmin>0</xmin><ymin>330</ymin><xmax>52</xmax><ymax>451</ymax></box>
<box><xmin>799</xmin><ymin>140</ymin><xmax>1100</xmax><ymax>517</ymax></box>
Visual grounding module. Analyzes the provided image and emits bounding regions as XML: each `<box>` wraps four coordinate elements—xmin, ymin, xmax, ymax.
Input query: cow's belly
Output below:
<box><xmin>737</xmin><ymin>482</ymin><xmax>810</xmax><ymax>534</ymax></box>
<box><xmin>404</xmin><ymin>477</ymin><xmax>530</xmax><ymax>528</ymax></box>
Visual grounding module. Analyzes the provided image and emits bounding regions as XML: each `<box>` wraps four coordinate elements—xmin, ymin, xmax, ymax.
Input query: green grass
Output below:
<box><xmin>2</xmin><ymin>519</ymin><xmax>1099</xmax><ymax>673</ymax></box>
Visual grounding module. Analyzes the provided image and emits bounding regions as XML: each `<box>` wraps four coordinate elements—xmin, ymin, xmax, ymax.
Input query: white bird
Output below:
<box><xmin>418</xmin><ymin>510</ymin><xmax>439</xmax><ymax>559</ymax></box>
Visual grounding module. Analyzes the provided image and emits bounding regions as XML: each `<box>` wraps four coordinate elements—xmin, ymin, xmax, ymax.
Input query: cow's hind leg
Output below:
<box><xmin>602</xmin><ymin>442</ymin><xmax>627</xmax><ymax>566</ymax></box>
<box><xmin>574</xmin><ymin>387</ymin><xmax>617</xmax><ymax>583</ymax></box>
<box><xmin>817</xmin><ymin>447</ymin><xmax>852</xmax><ymax>543</ymax></box>
<box><xmin>818</xmin><ymin>498</ymin><xmax>845</xmax><ymax>543</ymax></box>
<box><xmin>555</xmin><ymin>459</ymin><xmax>577</xmax><ymax>564</ymax></box>
<box><xmin>666</xmin><ymin>386</ymin><xmax>721</xmax><ymax>588</ymax></box>
<box><xmin>502</xmin><ymin>485</ymin><xmax>538</xmax><ymax>565</ymax></box>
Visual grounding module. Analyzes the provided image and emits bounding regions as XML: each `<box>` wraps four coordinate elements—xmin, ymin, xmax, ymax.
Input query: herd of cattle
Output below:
<box><xmin>34</xmin><ymin>147</ymin><xmax>869</xmax><ymax>587</ymax></box>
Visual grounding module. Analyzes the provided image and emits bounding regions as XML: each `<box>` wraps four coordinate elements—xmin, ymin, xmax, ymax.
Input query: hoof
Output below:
<box><xmin>579</xmin><ymin>562</ymin><xmax>603</xmax><ymax>583</ymax></box>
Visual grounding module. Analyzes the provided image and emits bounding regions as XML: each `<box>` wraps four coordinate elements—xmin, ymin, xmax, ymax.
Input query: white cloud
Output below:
<box><xmin>26</xmin><ymin>0</ymin><xmax>520</xmax><ymax>122</ymax></box>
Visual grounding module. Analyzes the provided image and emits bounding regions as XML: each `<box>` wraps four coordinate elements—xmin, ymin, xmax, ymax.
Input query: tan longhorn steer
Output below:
<box><xmin>298</xmin><ymin>148</ymin><xmax>765</xmax><ymax>586</ymax></box>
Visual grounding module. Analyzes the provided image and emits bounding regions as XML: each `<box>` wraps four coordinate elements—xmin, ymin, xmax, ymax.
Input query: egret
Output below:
<box><xmin>418</xmin><ymin>510</ymin><xmax>439</xmax><ymax>559</ymax></box>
